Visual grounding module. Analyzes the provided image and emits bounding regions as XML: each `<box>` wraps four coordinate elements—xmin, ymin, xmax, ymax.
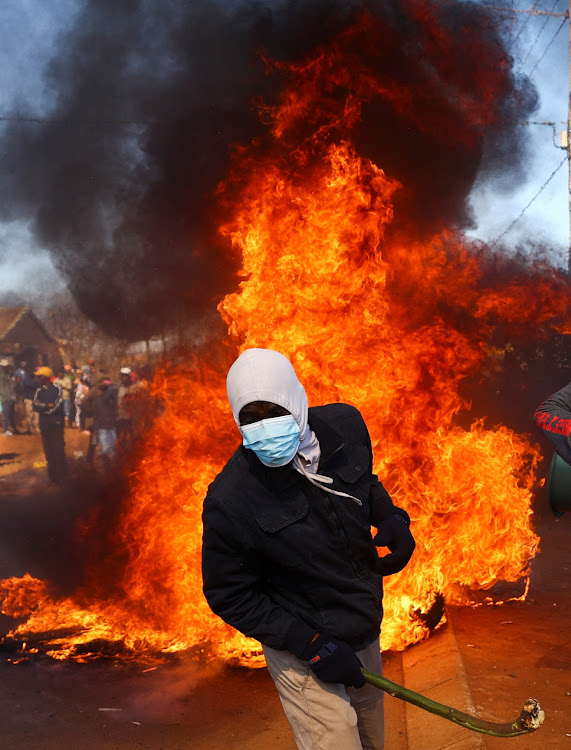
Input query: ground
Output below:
<box><xmin>453</xmin><ymin>507</ymin><xmax>571</xmax><ymax>750</ymax></box>
<box><xmin>0</xmin><ymin>429</ymin><xmax>568</xmax><ymax>749</ymax></box>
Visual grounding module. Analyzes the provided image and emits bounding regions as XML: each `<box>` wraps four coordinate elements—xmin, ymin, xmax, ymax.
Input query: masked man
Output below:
<box><xmin>33</xmin><ymin>366</ymin><xmax>68</xmax><ymax>485</ymax></box>
<box><xmin>202</xmin><ymin>348</ymin><xmax>415</xmax><ymax>750</ymax></box>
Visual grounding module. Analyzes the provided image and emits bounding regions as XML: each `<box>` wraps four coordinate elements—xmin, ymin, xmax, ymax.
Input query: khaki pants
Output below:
<box><xmin>263</xmin><ymin>639</ymin><xmax>384</xmax><ymax>750</ymax></box>
<box><xmin>24</xmin><ymin>399</ymin><xmax>39</xmax><ymax>434</ymax></box>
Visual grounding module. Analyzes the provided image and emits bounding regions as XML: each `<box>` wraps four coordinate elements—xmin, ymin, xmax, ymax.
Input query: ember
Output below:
<box><xmin>1</xmin><ymin>4</ymin><xmax>565</xmax><ymax>666</ymax></box>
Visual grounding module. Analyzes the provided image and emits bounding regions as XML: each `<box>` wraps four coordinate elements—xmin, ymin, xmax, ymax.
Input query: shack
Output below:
<box><xmin>0</xmin><ymin>306</ymin><xmax>62</xmax><ymax>371</ymax></box>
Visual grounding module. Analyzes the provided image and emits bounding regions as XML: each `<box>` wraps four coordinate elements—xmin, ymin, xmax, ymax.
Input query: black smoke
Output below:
<box><xmin>0</xmin><ymin>0</ymin><xmax>538</xmax><ymax>339</ymax></box>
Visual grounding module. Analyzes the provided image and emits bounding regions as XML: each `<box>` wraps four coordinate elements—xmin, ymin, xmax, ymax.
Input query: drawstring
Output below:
<box><xmin>292</xmin><ymin>455</ymin><xmax>362</xmax><ymax>506</ymax></box>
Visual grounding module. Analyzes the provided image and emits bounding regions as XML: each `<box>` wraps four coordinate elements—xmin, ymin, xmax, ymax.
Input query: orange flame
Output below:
<box><xmin>0</xmin><ymin>15</ymin><xmax>556</xmax><ymax>664</ymax></box>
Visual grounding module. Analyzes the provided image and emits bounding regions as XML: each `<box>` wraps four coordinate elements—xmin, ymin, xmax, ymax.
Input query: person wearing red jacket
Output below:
<box><xmin>533</xmin><ymin>381</ymin><xmax>571</xmax><ymax>466</ymax></box>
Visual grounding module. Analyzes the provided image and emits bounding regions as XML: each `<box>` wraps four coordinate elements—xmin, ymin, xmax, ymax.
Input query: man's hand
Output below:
<box><xmin>374</xmin><ymin>514</ymin><xmax>415</xmax><ymax>576</ymax></box>
<box><xmin>301</xmin><ymin>635</ymin><xmax>366</xmax><ymax>688</ymax></box>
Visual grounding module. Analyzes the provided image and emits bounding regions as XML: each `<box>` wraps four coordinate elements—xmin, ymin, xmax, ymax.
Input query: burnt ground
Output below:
<box><xmin>0</xmin><ymin>429</ymin><xmax>568</xmax><ymax>749</ymax></box>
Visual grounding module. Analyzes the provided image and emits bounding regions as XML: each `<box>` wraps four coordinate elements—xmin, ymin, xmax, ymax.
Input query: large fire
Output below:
<box><xmin>0</xmin><ymin>10</ymin><xmax>564</xmax><ymax>665</ymax></box>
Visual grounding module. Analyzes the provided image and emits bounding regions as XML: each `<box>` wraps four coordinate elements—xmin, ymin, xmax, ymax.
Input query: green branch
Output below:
<box><xmin>362</xmin><ymin>668</ymin><xmax>544</xmax><ymax>738</ymax></box>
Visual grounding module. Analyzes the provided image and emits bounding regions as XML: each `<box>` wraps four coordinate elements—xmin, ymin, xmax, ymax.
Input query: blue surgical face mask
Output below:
<box><xmin>240</xmin><ymin>414</ymin><xmax>301</xmax><ymax>467</ymax></box>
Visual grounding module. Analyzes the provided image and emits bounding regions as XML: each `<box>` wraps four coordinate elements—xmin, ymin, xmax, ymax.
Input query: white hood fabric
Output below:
<box><xmin>226</xmin><ymin>348</ymin><xmax>308</xmax><ymax>433</ymax></box>
<box><xmin>226</xmin><ymin>349</ymin><xmax>361</xmax><ymax>504</ymax></box>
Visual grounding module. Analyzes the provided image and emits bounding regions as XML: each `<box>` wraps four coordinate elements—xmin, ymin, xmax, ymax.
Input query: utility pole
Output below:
<box><xmin>568</xmin><ymin>0</ymin><xmax>571</xmax><ymax>274</ymax></box>
<box><xmin>556</xmin><ymin>0</ymin><xmax>571</xmax><ymax>274</ymax></box>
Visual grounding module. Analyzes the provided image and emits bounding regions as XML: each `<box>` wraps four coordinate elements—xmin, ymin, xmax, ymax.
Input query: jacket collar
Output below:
<box><xmin>307</xmin><ymin>407</ymin><xmax>345</xmax><ymax>470</ymax></box>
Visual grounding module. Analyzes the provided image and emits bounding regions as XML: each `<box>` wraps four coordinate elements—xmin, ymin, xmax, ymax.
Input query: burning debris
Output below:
<box><xmin>412</xmin><ymin>592</ymin><xmax>445</xmax><ymax>632</ymax></box>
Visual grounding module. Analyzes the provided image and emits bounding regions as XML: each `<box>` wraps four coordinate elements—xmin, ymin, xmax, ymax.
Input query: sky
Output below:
<box><xmin>466</xmin><ymin>0</ymin><xmax>568</xmax><ymax>261</ymax></box>
<box><xmin>0</xmin><ymin>0</ymin><xmax>568</xmax><ymax>309</ymax></box>
<box><xmin>0</xmin><ymin>0</ymin><xmax>79</xmax><ymax>302</ymax></box>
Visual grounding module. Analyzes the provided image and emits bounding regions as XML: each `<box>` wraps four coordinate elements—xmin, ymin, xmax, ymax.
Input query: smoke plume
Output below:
<box><xmin>0</xmin><ymin>0</ymin><xmax>538</xmax><ymax>339</ymax></box>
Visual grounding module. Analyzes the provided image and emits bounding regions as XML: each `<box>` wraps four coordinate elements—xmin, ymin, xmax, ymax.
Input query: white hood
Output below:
<box><xmin>226</xmin><ymin>348</ymin><xmax>308</xmax><ymax>434</ymax></box>
<box><xmin>226</xmin><ymin>348</ymin><xmax>361</xmax><ymax>504</ymax></box>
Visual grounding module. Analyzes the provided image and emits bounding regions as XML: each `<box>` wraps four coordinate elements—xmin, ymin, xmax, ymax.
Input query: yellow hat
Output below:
<box><xmin>35</xmin><ymin>366</ymin><xmax>53</xmax><ymax>378</ymax></box>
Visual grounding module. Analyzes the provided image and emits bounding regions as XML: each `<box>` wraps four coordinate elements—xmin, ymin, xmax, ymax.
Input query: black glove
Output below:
<box><xmin>301</xmin><ymin>635</ymin><xmax>366</xmax><ymax>688</ymax></box>
<box><xmin>374</xmin><ymin>513</ymin><xmax>415</xmax><ymax>576</ymax></box>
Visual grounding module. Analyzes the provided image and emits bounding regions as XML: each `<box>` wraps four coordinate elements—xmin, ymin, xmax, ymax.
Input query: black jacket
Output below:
<box><xmin>33</xmin><ymin>383</ymin><xmax>64</xmax><ymax>430</ymax></box>
<box><xmin>93</xmin><ymin>384</ymin><xmax>118</xmax><ymax>430</ymax></box>
<box><xmin>534</xmin><ymin>381</ymin><xmax>571</xmax><ymax>465</ymax></box>
<box><xmin>202</xmin><ymin>403</ymin><xmax>406</xmax><ymax>657</ymax></box>
<box><xmin>21</xmin><ymin>372</ymin><xmax>39</xmax><ymax>400</ymax></box>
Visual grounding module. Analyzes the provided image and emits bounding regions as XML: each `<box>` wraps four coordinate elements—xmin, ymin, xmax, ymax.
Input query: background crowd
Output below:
<box><xmin>0</xmin><ymin>358</ymin><xmax>152</xmax><ymax>485</ymax></box>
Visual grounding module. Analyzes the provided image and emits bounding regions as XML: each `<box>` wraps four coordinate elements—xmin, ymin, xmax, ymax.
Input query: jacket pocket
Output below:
<box><xmin>255</xmin><ymin>491</ymin><xmax>309</xmax><ymax>568</ymax></box>
<box><xmin>329</xmin><ymin>443</ymin><xmax>371</xmax><ymax>512</ymax></box>
<box><xmin>255</xmin><ymin>493</ymin><xmax>308</xmax><ymax>533</ymax></box>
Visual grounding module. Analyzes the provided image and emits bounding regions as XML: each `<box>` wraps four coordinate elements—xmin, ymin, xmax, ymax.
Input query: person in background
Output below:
<box><xmin>72</xmin><ymin>368</ymin><xmax>83</xmax><ymax>427</ymax></box>
<box><xmin>533</xmin><ymin>381</ymin><xmax>571</xmax><ymax>465</ymax></box>
<box><xmin>67</xmin><ymin>369</ymin><xmax>77</xmax><ymax>427</ymax></box>
<box><xmin>81</xmin><ymin>361</ymin><xmax>95</xmax><ymax>382</ymax></box>
<box><xmin>81</xmin><ymin>370</ymin><xmax>108</xmax><ymax>466</ymax></box>
<box><xmin>116</xmin><ymin>366</ymin><xmax>148</xmax><ymax>447</ymax></box>
<box><xmin>0</xmin><ymin>360</ymin><xmax>18</xmax><ymax>436</ymax></box>
<box><xmin>13</xmin><ymin>361</ymin><xmax>26</xmax><ymax>432</ymax></box>
<box><xmin>13</xmin><ymin>361</ymin><xmax>25</xmax><ymax>397</ymax></box>
<box><xmin>53</xmin><ymin>368</ymin><xmax>74</xmax><ymax>428</ymax></box>
<box><xmin>117</xmin><ymin>367</ymin><xmax>134</xmax><ymax>440</ymax></box>
<box><xmin>74</xmin><ymin>375</ymin><xmax>91</xmax><ymax>433</ymax></box>
<box><xmin>62</xmin><ymin>364</ymin><xmax>75</xmax><ymax>426</ymax></box>
<box><xmin>33</xmin><ymin>366</ymin><xmax>67</xmax><ymax>485</ymax></box>
<box><xmin>92</xmin><ymin>375</ymin><xmax>119</xmax><ymax>471</ymax></box>
<box><xmin>21</xmin><ymin>363</ymin><xmax>40</xmax><ymax>435</ymax></box>
<box><xmin>202</xmin><ymin>348</ymin><xmax>415</xmax><ymax>750</ymax></box>
<box><xmin>14</xmin><ymin>361</ymin><xmax>26</xmax><ymax>385</ymax></box>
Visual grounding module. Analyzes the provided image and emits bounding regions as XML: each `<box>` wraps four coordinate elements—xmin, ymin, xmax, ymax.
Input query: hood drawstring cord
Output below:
<box><xmin>293</xmin><ymin>455</ymin><xmax>362</xmax><ymax>506</ymax></box>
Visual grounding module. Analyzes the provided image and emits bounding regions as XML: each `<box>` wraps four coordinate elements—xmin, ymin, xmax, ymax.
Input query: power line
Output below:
<box><xmin>493</xmin><ymin>156</ymin><xmax>567</xmax><ymax>243</ymax></box>
<box><xmin>0</xmin><ymin>115</ymin><xmax>153</xmax><ymax>127</ymax></box>
<box><xmin>0</xmin><ymin>115</ymin><xmax>566</xmax><ymax>131</ymax></box>
<box><xmin>521</xmin><ymin>120</ymin><xmax>565</xmax><ymax>148</ymax></box>
<box><xmin>512</xmin><ymin>3</ymin><xmax>537</xmax><ymax>45</ymax></box>
<box><xmin>527</xmin><ymin>15</ymin><xmax>568</xmax><ymax>76</ymax></box>
<box><xmin>487</xmin><ymin>5</ymin><xmax>568</xmax><ymax>17</ymax></box>
<box><xmin>520</xmin><ymin>0</ymin><xmax>560</xmax><ymax>67</ymax></box>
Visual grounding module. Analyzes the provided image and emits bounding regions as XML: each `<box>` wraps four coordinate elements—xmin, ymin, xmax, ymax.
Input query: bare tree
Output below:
<box><xmin>44</xmin><ymin>291</ymin><xmax>128</xmax><ymax>374</ymax></box>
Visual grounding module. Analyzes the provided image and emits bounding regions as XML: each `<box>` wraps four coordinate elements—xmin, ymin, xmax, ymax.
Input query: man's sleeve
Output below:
<box><xmin>533</xmin><ymin>382</ymin><xmax>571</xmax><ymax>465</ymax></box>
<box><xmin>32</xmin><ymin>388</ymin><xmax>46</xmax><ymax>413</ymax></box>
<box><xmin>201</xmin><ymin>498</ymin><xmax>316</xmax><ymax>657</ymax></box>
